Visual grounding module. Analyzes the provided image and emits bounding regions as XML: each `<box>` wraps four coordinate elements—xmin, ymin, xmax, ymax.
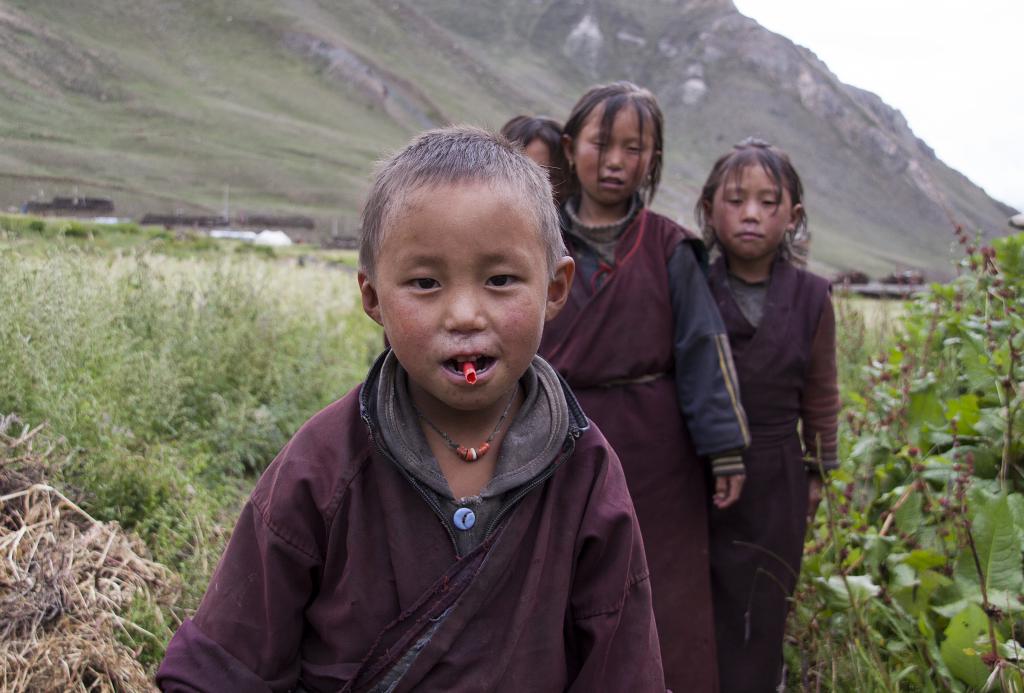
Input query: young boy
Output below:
<box><xmin>156</xmin><ymin>126</ymin><xmax>665</xmax><ymax>692</ymax></box>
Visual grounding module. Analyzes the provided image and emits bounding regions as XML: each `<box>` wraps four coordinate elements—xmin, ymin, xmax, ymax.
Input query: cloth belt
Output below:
<box><xmin>590</xmin><ymin>372</ymin><xmax>669</xmax><ymax>389</ymax></box>
<box><xmin>745</xmin><ymin>421</ymin><xmax>801</xmax><ymax>447</ymax></box>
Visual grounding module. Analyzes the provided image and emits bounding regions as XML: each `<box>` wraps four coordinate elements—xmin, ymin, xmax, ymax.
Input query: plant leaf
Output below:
<box><xmin>955</xmin><ymin>493</ymin><xmax>1024</xmax><ymax>604</ymax></box>
<box><xmin>903</xmin><ymin>549</ymin><xmax>947</xmax><ymax>572</ymax></box>
<box><xmin>1008</xmin><ymin>493</ymin><xmax>1024</xmax><ymax>552</ymax></box>
<box><xmin>939</xmin><ymin>604</ymin><xmax>992</xmax><ymax>687</ymax></box>
<box><xmin>944</xmin><ymin>394</ymin><xmax>980</xmax><ymax>435</ymax></box>
<box><xmin>816</xmin><ymin>574</ymin><xmax>881</xmax><ymax>610</ymax></box>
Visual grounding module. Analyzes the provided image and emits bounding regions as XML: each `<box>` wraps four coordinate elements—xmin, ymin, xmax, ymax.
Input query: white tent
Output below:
<box><xmin>253</xmin><ymin>229</ymin><xmax>293</xmax><ymax>246</ymax></box>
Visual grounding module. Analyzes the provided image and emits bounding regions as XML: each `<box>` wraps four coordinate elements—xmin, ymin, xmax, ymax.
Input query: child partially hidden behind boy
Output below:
<box><xmin>157</xmin><ymin>126</ymin><xmax>665</xmax><ymax>692</ymax></box>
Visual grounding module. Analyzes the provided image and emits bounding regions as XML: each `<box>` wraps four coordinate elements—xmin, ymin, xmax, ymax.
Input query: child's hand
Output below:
<box><xmin>712</xmin><ymin>474</ymin><xmax>745</xmax><ymax>509</ymax></box>
<box><xmin>807</xmin><ymin>475</ymin><xmax>824</xmax><ymax>522</ymax></box>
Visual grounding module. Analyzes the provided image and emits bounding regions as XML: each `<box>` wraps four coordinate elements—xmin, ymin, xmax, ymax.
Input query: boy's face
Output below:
<box><xmin>359</xmin><ymin>182</ymin><xmax>574</xmax><ymax>422</ymax></box>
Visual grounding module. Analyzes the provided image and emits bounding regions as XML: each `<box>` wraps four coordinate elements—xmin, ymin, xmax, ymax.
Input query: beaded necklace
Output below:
<box><xmin>413</xmin><ymin>387</ymin><xmax>518</xmax><ymax>462</ymax></box>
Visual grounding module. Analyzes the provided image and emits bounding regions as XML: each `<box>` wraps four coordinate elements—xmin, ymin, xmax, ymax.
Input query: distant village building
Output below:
<box><xmin>830</xmin><ymin>268</ymin><xmax>923</xmax><ymax>298</ymax></box>
<box><xmin>237</xmin><ymin>214</ymin><xmax>314</xmax><ymax>230</ymax></box>
<box><xmin>139</xmin><ymin>213</ymin><xmax>314</xmax><ymax>230</ymax></box>
<box><xmin>831</xmin><ymin>270</ymin><xmax>870</xmax><ymax>285</ymax></box>
<box><xmin>879</xmin><ymin>270</ymin><xmax>925</xmax><ymax>285</ymax></box>
<box><xmin>22</xmin><ymin>196</ymin><xmax>114</xmax><ymax>216</ymax></box>
<box><xmin>140</xmin><ymin>214</ymin><xmax>228</xmax><ymax>228</ymax></box>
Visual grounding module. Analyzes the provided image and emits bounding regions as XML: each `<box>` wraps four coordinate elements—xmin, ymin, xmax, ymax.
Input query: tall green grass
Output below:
<box><xmin>0</xmin><ymin>246</ymin><xmax>380</xmax><ymax>666</ymax></box>
<box><xmin>833</xmin><ymin>294</ymin><xmax>907</xmax><ymax>400</ymax></box>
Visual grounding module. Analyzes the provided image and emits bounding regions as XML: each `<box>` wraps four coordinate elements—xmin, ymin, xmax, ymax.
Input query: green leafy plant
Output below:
<box><xmin>790</xmin><ymin>231</ymin><xmax>1024</xmax><ymax>690</ymax></box>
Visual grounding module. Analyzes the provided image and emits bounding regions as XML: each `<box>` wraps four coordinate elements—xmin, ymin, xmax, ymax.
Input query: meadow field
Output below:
<box><xmin>1</xmin><ymin>216</ymin><xmax>1021</xmax><ymax>690</ymax></box>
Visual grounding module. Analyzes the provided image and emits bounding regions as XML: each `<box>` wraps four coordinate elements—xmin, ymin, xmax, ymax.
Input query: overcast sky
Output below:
<box><xmin>733</xmin><ymin>0</ymin><xmax>1023</xmax><ymax>212</ymax></box>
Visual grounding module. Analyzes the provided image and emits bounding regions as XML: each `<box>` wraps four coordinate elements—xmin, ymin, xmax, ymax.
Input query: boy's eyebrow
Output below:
<box><xmin>395</xmin><ymin>249</ymin><xmax>527</xmax><ymax>266</ymax></box>
<box><xmin>394</xmin><ymin>252</ymin><xmax>443</xmax><ymax>267</ymax></box>
<box><xmin>478</xmin><ymin>248</ymin><xmax>526</xmax><ymax>263</ymax></box>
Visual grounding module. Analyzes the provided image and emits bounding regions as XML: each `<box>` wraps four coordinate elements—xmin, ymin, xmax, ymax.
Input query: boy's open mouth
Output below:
<box><xmin>446</xmin><ymin>356</ymin><xmax>494</xmax><ymax>376</ymax></box>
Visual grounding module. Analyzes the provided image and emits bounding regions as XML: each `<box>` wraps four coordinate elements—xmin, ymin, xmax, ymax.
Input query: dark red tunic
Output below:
<box><xmin>541</xmin><ymin>210</ymin><xmax>743</xmax><ymax>692</ymax></box>
<box><xmin>706</xmin><ymin>257</ymin><xmax>838</xmax><ymax>692</ymax></box>
<box><xmin>156</xmin><ymin>378</ymin><xmax>664</xmax><ymax>692</ymax></box>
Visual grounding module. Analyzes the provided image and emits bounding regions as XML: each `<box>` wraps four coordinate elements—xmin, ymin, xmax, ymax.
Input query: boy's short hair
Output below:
<box><xmin>359</xmin><ymin>125</ymin><xmax>566</xmax><ymax>279</ymax></box>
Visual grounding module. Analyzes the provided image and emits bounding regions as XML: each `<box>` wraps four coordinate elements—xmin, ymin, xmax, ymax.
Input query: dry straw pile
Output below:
<box><xmin>1</xmin><ymin>414</ymin><xmax>179</xmax><ymax>692</ymax></box>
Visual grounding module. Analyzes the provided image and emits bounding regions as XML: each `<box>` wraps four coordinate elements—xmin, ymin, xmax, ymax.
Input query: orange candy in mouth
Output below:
<box><xmin>462</xmin><ymin>361</ymin><xmax>477</xmax><ymax>384</ymax></box>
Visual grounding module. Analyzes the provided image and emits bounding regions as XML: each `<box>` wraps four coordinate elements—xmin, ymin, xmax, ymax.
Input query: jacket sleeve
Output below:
<box><xmin>800</xmin><ymin>294</ymin><xmax>840</xmax><ymax>473</ymax></box>
<box><xmin>667</xmin><ymin>241</ymin><xmax>750</xmax><ymax>472</ymax></box>
<box><xmin>156</xmin><ymin>617</ymin><xmax>273</xmax><ymax>693</ymax></box>
<box><xmin>157</xmin><ymin>465</ymin><xmax>326</xmax><ymax>692</ymax></box>
<box><xmin>567</xmin><ymin>441</ymin><xmax>666</xmax><ymax>692</ymax></box>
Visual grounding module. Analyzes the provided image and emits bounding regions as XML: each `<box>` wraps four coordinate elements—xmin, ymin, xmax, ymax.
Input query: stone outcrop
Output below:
<box><xmin>465</xmin><ymin>0</ymin><xmax>1012</xmax><ymax>274</ymax></box>
<box><xmin>281</xmin><ymin>31</ymin><xmax>439</xmax><ymax>130</ymax></box>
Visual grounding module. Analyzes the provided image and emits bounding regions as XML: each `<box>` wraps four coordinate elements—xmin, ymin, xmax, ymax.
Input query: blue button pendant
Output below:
<box><xmin>453</xmin><ymin>507</ymin><xmax>476</xmax><ymax>530</ymax></box>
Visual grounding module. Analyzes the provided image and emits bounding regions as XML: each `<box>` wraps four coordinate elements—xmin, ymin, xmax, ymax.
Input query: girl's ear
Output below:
<box><xmin>789</xmin><ymin>203</ymin><xmax>805</xmax><ymax>230</ymax></box>
<box><xmin>561</xmin><ymin>134</ymin><xmax>575</xmax><ymax>169</ymax></box>
<box><xmin>701</xmin><ymin>197</ymin><xmax>714</xmax><ymax>222</ymax></box>
<box><xmin>641</xmin><ymin>149</ymin><xmax>660</xmax><ymax>187</ymax></box>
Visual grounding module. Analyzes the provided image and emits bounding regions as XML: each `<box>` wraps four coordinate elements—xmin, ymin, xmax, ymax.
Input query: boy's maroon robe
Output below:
<box><xmin>540</xmin><ymin>210</ymin><xmax>720</xmax><ymax>691</ymax></box>
<box><xmin>706</xmin><ymin>257</ymin><xmax>834</xmax><ymax>692</ymax></box>
<box><xmin>156</xmin><ymin>378</ymin><xmax>664</xmax><ymax>692</ymax></box>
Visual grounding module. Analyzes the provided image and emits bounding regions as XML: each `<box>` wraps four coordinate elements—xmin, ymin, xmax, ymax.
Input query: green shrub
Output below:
<box><xmin>0</xmin><ymin>213</ymin><xmax>48</xmax><ymax>236</ymax></box>
<box><xmin>57</xmin><ymin>221</ymin><xmax>92</xmax><ymax>238</ymax></box>
<box><xmin>235</xmin><ymin>242</ymin><xmax>276</xmax><ymax>258</ymax></box>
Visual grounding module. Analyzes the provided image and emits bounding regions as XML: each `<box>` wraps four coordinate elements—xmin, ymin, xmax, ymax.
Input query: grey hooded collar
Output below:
<box><xmin>564</xmin><ymin>193</ymin><xmax>642</xmax><ymax>265</ymax></box>
<box><xmin>372</xmin><ymin>351</ymin><xmax>572</xmax><ymax>501</ymax></box>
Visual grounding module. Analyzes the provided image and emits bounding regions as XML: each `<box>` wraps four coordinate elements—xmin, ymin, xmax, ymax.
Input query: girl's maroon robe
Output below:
<box><xmin>541</xmin><ymin>210</ymin><xmax>741</xmax><ymax>692</ymax></box>
<box><xmin>706</xmin><ymin>256</ymin><xmax>838</xmax><ymax>692</ymax></box>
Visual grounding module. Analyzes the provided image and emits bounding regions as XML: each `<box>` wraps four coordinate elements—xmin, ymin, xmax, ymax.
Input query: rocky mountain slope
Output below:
<box><xmin>0</xmin><ymin>0</ymin><xmax>1014</xmax><ymax>276</ymax></box>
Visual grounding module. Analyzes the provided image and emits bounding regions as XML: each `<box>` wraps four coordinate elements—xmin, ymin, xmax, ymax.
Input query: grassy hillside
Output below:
<box><xmin>0</xmin><ymin>0</ymin><xmax>1013</xmax><ymax>276</ymax></box>
<box><xmin>0</xmin><ymin>1</ymin><xmax>412</xmax><ymax>228</ymax></box>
